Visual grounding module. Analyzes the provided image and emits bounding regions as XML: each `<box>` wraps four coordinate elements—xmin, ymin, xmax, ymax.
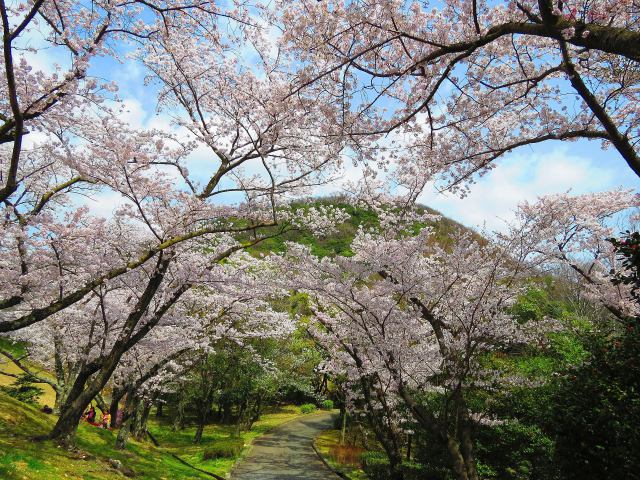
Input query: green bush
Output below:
<box><xmin>361</xmin><ymin>452</ymin><xmax>389</xmax><ymax>480</ymax></box>
<box><xmin>475</xmin><ymin>421</ymin><xmax>556</xmax><ymax>480</ymax></box>
<box><xmin>300</xmin><ymin>403</ymin><xmax>317</xmax><ymax>414</ymax></box>
<box><xmin>320</xmin><ymin>399</ymin><xmax>334</xmax><ymax>410</ymax></box>
<box><xmin>549</xmin><ymin>328</ymin><xmax>640</xmax><ymax>480</ymax></box>
<box><xmin>0</xmin><ymin>375</ymin><xmax>44</xmax><ymax>405</ymax></box>
<box><xmin>202</xmin><ymin>437</ymin><xmax>244</xmax><ymax>460</ymax></box>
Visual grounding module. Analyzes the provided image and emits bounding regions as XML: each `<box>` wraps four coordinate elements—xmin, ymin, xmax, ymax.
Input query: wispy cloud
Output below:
<box><xmin>418</xmin><ymin>142</ymin><xmax>639</xmax><ymax>232</ymax></box>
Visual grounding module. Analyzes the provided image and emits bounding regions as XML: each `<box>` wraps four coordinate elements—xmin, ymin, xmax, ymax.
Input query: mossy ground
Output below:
<box><xmin>0</xmin><ymin>392</ymin><xmax>306</xmax><ymax>479</ymax></box>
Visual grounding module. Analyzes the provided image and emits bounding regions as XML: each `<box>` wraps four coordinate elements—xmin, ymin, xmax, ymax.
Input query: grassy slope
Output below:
<box><xmin>0</xmin><ymin>392</ymin><xmax>308</xmax><ymax>479</ymax></box>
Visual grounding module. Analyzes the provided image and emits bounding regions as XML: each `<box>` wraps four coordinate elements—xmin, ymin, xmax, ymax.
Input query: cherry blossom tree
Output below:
<box><xmin>107</xmin><ymin>279</ymin><xmax>294</xmax><ymax>448</ymax></box>
<box><xmin>0</xmin><ymin>0</ymin><xmax>243</xmax><ymax>202</ymax></box>
<box><xmin>4</xmin><ymin>239</ymin><xmax>297</xmax><ymax>445</ymax></box>
<box><xmin>0</xmin><ymin>1</ymin><xmax>348</xmax><ymax>446</ymax></box>
<box><xmin>509</xmin><ymin>188</ymin><xmax>640</xmax><ymax>322</ymax></box>
<box><xmin>275</xmin><ymin>0</ymin><xmax>640</xmax><ymax>192</ymax></box>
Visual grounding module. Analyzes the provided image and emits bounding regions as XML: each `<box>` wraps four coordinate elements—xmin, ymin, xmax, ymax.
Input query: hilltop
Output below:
<box><xmin>245</xmin><ymin>195</ymin><xmax>480</xmax><ymax>258</ymax></box>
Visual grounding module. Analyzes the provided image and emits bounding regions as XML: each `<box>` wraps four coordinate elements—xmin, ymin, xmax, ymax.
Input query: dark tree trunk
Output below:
<box><xmin>193</xmin><ymin>423</ymin><xmax>205</xmax><ymax>444</ymax></box>
<box><xmin>134</xmin><ymin>402</ymin><xmax>151</xmax><ymax>440</ymax></box>
<box><xmin>246</xmin><ymin>398</ymin><xmax>262</xmax><ymax>430</ymax></box>
<box><xmin>47</xmin><ymin>400</ymin><xmax>86</xmax><ymax>448</ymax></box>
<box><xmin>173</xmin><ymin>401</ymin><xmax>185</xmax><ymax>431</ymax></box>
<box><xmin>461</xmin><ymin>424</ymin><xmax>479</xmax><ymax>480</ymax></box>
<box><xmin>358</xmin><ymin>376</ymin><xmax>404</xmax><ymax>480</ymax></box>
<box><xmin>234</xmin><ymin>400</ymin><xmax>247</xmax><ymax>436</ymax></box>
<box><xmin>221</xmin><ymin>399</ymin><xmax>232</xmax><ymax>424</ymax></box>
<box><xmin>47</xmin><ymin>369</ymin><xmax>97</xmax><ymax>447</ymax></box>
<box><xmin>194</xmin><ymin>400</ymin><xmax>209</xmax><ymax>444</ymax></box>
<box><xmin>446</xmin><ymin>436</ymin><xmax>470</xmax><ymax>480</ymax></box>
<box><xmin>115</xmin><ymin>392</ymin><xmax>140</xmax><ymax>450</ymax></box>
<box><xmin>115</xmin><ymin>416</ymin><xmax>133</xmax><ymax>450</ymax></box>
<box><xmin>109</xmin><ymin>394</ymin><xmax>120</xmax><ymax>428</ymax></box>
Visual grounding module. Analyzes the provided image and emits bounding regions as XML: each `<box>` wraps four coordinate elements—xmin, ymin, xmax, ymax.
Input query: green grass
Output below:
<box><xmin>314</xmin><ymin>429</ymin><xmax>368</xmax><ymax>480</ymax></box>
<box><xmin>0</xmin><ymin>392</ymin><xmax>308</xmax><ymax>479</ymax></box>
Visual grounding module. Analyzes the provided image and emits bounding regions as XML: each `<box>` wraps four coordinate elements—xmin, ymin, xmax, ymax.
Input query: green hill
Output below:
<box><xmin>245</xmin><ymin>195</ymin><xmax>478</xmax><ymax>258</ymax></box>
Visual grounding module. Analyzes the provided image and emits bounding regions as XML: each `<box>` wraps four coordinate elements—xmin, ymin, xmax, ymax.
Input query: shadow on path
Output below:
<box><xmin>233</xmin><ymin>412</ymin><xmax>337</xmax><ymax>480</ymax></box>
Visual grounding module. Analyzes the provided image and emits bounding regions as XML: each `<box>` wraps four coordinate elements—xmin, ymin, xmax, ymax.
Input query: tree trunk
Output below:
<box><xmin>446</xmin><ymin>436</ymin><xmax>470</xmax><ymax>480</ymax></box>
<box><xmin>193</xmin><ymin>423</ymin><xmax>205</xmax><ymax>444</ymax></box>
<box><xmin>234</xmin><ymin>400</ymin><xmax>247</xmax><ymax>436</ymax></box>
<box><xmin>173</xmin><ymin>401</ymin><xmax>185</xmax><ymax>431</ymax></box>
<box><xmin>387</xmin><ymin>451</ymin><xmax>404</xmax><ymax>480</ymax></box>
<box><xmin>47</xmin><ymin>368</ymin><xmax>98</xmax><ymax>447</ymax></box>
<box><xmin>194</xmin><ymin>400</ymin><xmax>209</xmax><ymax>444</ymax></box>
<box><xmin>109</xmin><ymin>395</ymin><xmax>120</xmax><ymax>428</ymax></box>
<box><xmin>251</xmin><ymin>398</ymin><xmax>262</xmax><ymax>424</ymax></box>
<box><xmin>133</xmin><ymin>402</ymin><xmax>151</xmax><ymax>441</ymax></box>
<box><xmin>47</xmin><ymin>399</ymin><xmax>86</xmax><ymax>448</ymax></box>
<box><xmin>221</xmin><ymin>399</ymin><xmax>232</xmax><ymax>424</ymax></box>
<box><xmin>115</xmin><ymin>416</ymin><xmax>132</xmax><ymax>450</ymax></box>
<box><xmin>53</xmin><ymin>385</ymin><xmax>68</xmax><ymax>415</ymax></box>
<box><xmin>358</xmin><ymin>377</ymin><xmax>404</xmax><ymax>480</ymax></box>
<box><xmin>156</xmin><ymin>402</ymin><xmax>163</xmax><ymax>417</ymax></box>
<box><xmin>115</xmin><ymin>392</ymin><xmax>139</xmax><ymax>449</ymax></box>
<box><xmin>461</xmin><ymin>425</ymin><xmax>479</xmax><ymax>480</ymax></box>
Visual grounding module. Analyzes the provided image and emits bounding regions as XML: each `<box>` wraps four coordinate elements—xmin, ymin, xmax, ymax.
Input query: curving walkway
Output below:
<box><xmin>232</xmin><ymin>411</ymin><xmax>337</xmax><ymax>480</ymax></box>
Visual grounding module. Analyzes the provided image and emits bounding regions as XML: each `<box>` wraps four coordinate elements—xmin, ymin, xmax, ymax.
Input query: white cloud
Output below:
<box><xmin>79</xmin><ymin>189</ymin><xmax>130</xmax><ymax>219</ymax></box>
<box><xmin>117</xmin><ymin>98</ymin><xmax>148</xmax><ymax>130</ymax></box>
<box><xmin>418</xmin><ymin>144</ymin><xmax>634</xmax><ymax>232</ymax></box>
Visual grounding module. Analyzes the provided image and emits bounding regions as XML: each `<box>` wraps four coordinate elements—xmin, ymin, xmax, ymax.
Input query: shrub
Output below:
<box><xmin>320</xmin><ymin>399</ymin><xmax>334</xmax><ymax>410</ymax></box>
<box><xmin>202</xmin><ymin>437</ymin><xmax>244</xmax><ymax>460</ymax></box>
<box><xmin>475</xmin><ymin>421</ymin><xmax>556</xmax><ymax>480</ymax></box>
<box><xmin>361</xmin><ymin>452</ymin><xmax>389</xmax><ymax>480</ymax></box>
<box><xmin>361</xmin><ymin>451</ymin><xmax>450</xmax><ymax>480</ymax></box>
<box><xmin>300</xmin><ymin>403</ymin><xmax>317</xmax><ymax>414</ymax></box>
<box><xmin>0</xmin><ymin>375</ymin><xmax>44</xmax><ymax>405</ymax></box>
<box><xmin>549</xmin><ymin>328</ymin><xmax>640</xmax><ymax>480</ymax></box>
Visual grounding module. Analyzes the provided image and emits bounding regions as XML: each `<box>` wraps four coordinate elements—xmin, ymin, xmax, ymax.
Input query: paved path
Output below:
<box><xmin>233</xmin><ymin>412</ymin><xmax>337</xmax><ymax>480</ymax></box>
